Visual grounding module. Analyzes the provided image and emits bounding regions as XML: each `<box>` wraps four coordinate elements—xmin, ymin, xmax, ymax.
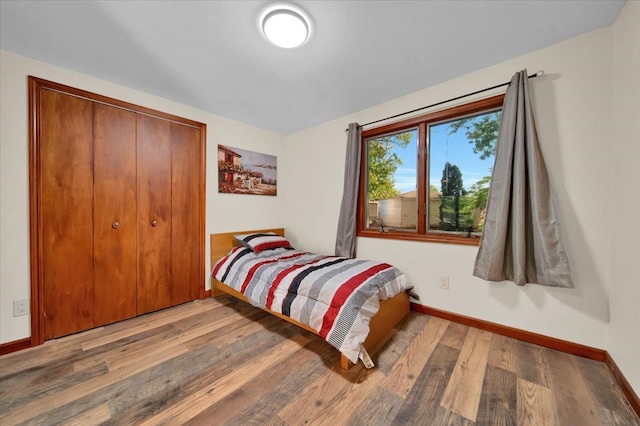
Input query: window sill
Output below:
<box><xmin>357</xmin><ymin>229</ymin><xmax>481</xmax><ymax>246</ymax></box>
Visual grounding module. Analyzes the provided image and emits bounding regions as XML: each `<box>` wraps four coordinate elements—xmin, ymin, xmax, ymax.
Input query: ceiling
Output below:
<box><xmin>0</xmin><ymin>1</ymin><xmax>625</xmax><ymax>135</ymax></box>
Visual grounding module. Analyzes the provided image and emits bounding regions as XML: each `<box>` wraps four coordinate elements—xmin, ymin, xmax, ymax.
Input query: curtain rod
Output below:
<box><xmin>346</xmin><ymin>70</ymin><xmax>544</xmax><ymax>132</ymax></box>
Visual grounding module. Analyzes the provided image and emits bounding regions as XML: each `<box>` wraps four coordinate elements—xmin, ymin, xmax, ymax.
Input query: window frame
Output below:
<box><xmin>357</xmin><ymin>94</ymin><xmax>505</xmax><ymax>246</ymax></box>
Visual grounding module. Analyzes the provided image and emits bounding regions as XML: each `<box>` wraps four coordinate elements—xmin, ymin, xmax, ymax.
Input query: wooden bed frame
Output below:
<box><xmin>210</xmin><ymin>228</ymin><xmax>410</xmax><ymax>369</ymax></box>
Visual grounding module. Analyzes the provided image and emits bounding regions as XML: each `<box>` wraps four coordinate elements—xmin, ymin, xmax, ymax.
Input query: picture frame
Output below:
<box><xmin>218</xmin><ymin>145</ymin><xmax>277</xmax><ymax>196</ymax></box>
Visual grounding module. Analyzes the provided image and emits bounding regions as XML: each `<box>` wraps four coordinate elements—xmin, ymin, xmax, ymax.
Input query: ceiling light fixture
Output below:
<box><xmin>260</xmin><ymin>3</ymin><xmax>311</xmax><ymax>48</ymax></box>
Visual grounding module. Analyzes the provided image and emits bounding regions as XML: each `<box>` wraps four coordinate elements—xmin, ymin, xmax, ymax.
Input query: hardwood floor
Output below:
<box><xmin>1</xmin><ymin>296</ymin><xmax>637</xmax><ymax>425</ymax></box>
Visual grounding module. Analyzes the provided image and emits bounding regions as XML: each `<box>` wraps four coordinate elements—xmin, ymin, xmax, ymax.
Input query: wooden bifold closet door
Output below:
<box><xmin>40</xmin><ymin>90</ymin><xmax>95</xmax><ymax>340</ymax></box>
<box><xmin>93</xmin><ymin>103</ymin><xmax>138</xmax><ymax>325</ymax></box>
<box><xmin>31</xmin><ymin>77</ymin><xmax>206</xmax><ymax>343</ymax></box>
<box><xmin>136</xmin><ymin>114</ymin><xmax>173</xmax><ymax>315</ymax></box>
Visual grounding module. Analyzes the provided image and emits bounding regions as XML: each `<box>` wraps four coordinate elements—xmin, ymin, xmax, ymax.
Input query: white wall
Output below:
<box><xmin>284</xmin><ymin>27</ymin><xmax>616</xmax><ymax>352</ymax></box>
<box><xmin>609</xmin><ymin>1</ymin><xmax>640</xmax><ymax>393</ymax></box>
<box><xmin>0</xmin><ymin>50</ymin><xmax>286</xmax><ymax>344</ymax></box>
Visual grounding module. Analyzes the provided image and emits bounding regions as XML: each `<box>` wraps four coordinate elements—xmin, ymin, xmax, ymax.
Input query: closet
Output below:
<box><xmin>30</xmin><ymin>77</ymin><xmax>206</xmax><ymax>342</ymax></box>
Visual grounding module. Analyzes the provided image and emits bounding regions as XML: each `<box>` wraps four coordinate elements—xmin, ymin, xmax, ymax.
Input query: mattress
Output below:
<box><xmin>212</xmin><ymin>246</ymin><xmax>412</xmax><ymax>364</ymax></box>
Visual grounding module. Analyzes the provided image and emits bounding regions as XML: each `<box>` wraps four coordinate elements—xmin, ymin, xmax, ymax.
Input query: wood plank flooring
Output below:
<box><xmin>1</xmin><ymin>296</ymin><xmax>637</xmax><ymax>425</ymax></box>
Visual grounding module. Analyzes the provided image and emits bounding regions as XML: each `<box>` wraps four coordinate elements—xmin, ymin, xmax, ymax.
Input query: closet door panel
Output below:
<box><xmin>40</xmin><ymin>90</ymin><xmax>94</xmax><ymax>340</ymax></box>
<box><xmin>171</xmin><ymin>123</ymin><xmax>201</xmax><ymax>305</ymax></box>
<box><xmin>93</xmin><ymin>104</ymin><xmax>137</xmax><ymax>325</ymax></box>
<box><xmin>137</xmin><ymin>114</ymin><xmax>172</xmax><ymax>314</ymax></box>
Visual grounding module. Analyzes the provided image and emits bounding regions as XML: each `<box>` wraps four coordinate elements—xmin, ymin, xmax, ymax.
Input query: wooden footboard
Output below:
<box><xmin>210</xmin><ymin>229</ymin><xmax>410</xmax><ymax>369</ymax></box>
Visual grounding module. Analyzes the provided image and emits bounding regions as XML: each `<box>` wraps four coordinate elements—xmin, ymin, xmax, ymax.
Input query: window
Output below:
<box><xmin>358</xmin><ymin>95</ymin><xmax>504</xmax><ymax>245</ymax></box>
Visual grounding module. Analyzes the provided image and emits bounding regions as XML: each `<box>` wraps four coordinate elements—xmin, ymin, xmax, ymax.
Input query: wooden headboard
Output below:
<box><xmin>210</xmin><ymin>228</ymin><xmax>285</xmax><ymax>267</ymax></box>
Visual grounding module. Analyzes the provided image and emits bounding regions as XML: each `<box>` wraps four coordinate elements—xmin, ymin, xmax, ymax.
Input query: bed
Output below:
<box><xmin>210</xmin><ymin>228</ymin><xmax>411</xmax><ymax>369</ymax></box>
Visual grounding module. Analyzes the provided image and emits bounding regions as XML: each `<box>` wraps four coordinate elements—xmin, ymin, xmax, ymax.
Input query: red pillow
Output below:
<box><xmin>234</xmin><ymin>232</ymin><xmax>293</xmax><ymax>254</ymax></box>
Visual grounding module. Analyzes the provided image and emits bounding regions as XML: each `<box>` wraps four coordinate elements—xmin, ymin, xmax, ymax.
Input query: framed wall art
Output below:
<box><xmin>218</xmin><ymin>145</ymin><xmax>277</xmax><ymax>196</ymax></box>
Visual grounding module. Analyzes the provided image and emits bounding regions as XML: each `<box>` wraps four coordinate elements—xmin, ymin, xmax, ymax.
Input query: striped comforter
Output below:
<box><xmin>212</xmin><ymin>247</ymin><xmax>411</xmax><ymax>364</ymax></box>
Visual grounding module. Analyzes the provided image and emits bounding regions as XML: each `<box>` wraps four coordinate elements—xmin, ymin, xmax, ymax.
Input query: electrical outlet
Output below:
<box><xmin>13</xmin><ymin>299</ymin><xmax>29</xmax><ymax>317</ymax></box>
<box><xmin>439</xmin><ymin>275</ymin><xmax>450</xmax><ymax>290</ymax></box>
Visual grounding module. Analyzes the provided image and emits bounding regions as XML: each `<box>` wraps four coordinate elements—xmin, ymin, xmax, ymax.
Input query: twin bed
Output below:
<box><xmin>210</xmin><ymin>228</ymin><xmax>411</xmax><ymax>369</ymax></box>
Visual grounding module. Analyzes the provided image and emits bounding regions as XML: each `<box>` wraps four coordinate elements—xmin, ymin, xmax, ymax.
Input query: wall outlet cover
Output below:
<box><xmin>439</xmin><ymin>275</ymin><xmax>450</xmax><ymax>290</ymax></box>
<box><xmin>13</xmin><ymin>299</ymin><xmax>29</xmax><ymax>317</ymax></box>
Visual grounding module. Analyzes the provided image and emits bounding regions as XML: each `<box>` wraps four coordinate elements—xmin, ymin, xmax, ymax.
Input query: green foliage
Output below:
<box><xmin>448</xmin><ymin>111</ymin><xmax>501</xmax><ymax>160</ymax></box>
<box><xmin>368</xmin><ymin>132</ymin><xmax>411</xmax><ymax>201</ymax></box>
<box><xmin>457</xmin><ymin>196</ymin><xmax>477</xmax><ymax>230</ymax></box>
<box><xmin>438</xmin><ymin>173</ymin><xmax>491</xmax><ymax>232</ymax></box>
<box><xmin>218</xmin><ymin>160</ymin><xmax>243</xmax><ymax>173</ymax></box>
<box><xmin>439</xmin><ymin>162</ymin><xmax>466</xmax><ymax>230</ymax></box>
<box><xmin>439</xmin><ymin>162</ymin><xmax>465</xmax><ymax>196</ymax></box>
<box><xmin>468</xmin><ymin>175</ymin><xmax>491</xmax><ymax>209</ymax></box>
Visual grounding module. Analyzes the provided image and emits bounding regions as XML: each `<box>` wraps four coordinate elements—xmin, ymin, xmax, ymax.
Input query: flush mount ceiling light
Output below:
<box><xmin>260</xmin><ymin>3</ymin><xmax>311</xmax><ymax>48</ymax></box>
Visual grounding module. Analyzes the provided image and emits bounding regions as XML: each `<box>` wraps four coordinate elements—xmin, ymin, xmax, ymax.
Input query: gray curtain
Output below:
<box><xmin>473</xmin><ymin>70</ymin><xmax>573</xmax><ymax>288</ymax></box>
<box><xmin>335</xmin><ymin>122</ymin><xmax>362</xmax><ymax>258</ymax></box>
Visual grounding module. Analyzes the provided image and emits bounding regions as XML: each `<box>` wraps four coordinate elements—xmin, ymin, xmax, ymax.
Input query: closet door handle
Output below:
<box><xmin>112</xmin><ymin>221</ymin><xmax>120</xmax><ymax>229</ymax></box>
<box><xmin>151</xmin><ymin>220</ymin><xmax>158</xmax><ymax>227</ymax></box>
